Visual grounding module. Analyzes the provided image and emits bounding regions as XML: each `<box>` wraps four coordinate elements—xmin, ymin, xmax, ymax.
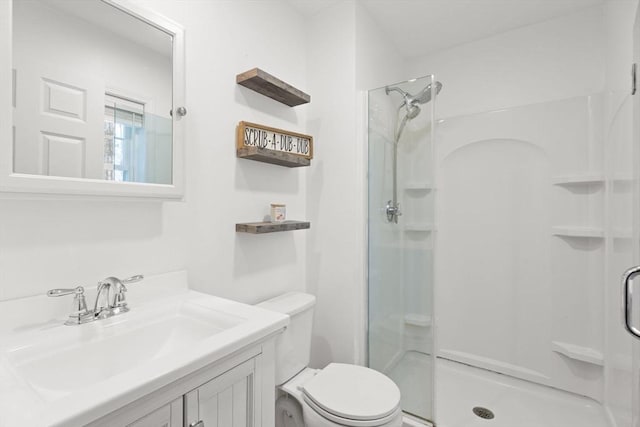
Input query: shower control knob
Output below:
<box><xmin>385</xmin><ymin>200</ymin><xmax>402</xmax><ymax>223</ymax></box>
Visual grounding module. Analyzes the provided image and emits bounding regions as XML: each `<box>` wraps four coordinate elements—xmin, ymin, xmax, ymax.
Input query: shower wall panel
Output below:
<box><xmin>435</xmin><ymin>95</ymin><xmax>605</xmax><ymax>400</ymax></box>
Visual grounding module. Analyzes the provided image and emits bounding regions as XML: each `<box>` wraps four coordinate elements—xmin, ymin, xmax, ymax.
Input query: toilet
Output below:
<box><xmin>257</xmin><ymin>292</ymin><xmax>403</xmax><ymax>427</ymax></box>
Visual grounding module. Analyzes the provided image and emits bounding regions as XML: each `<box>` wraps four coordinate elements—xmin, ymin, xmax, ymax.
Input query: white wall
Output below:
<box><xmin>303</xmin><ymin>0</ymin><xmax>412</xmax><ymax>369</ymax></box>
<box><xmin>134</xmin><ymin>0</ymin><xmax>310</xmax><ymax>306</ymax></box>
<box><xmin>305</xmin><ymin>1</ymin><xmax>359</xmax><ymax>368</ymax></box>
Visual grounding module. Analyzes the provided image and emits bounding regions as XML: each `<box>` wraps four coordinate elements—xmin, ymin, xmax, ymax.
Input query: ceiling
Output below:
<box><xmin>286</xmin><ymin>0</ymin><xmax>607</xmax><ymax>58</ymax></box>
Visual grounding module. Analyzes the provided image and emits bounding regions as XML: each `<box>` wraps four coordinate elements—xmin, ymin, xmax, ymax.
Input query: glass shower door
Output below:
<box><xmin>367</xmin><ymin>75</ymin><xmax>437</xmax><ymax>422</ymax></box>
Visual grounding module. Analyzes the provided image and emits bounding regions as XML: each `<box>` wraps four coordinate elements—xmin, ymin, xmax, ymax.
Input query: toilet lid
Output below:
<box><xmin>302</xmin><ymin>363</ymin><xmax>401</xmax><ymax>421</ymax></box>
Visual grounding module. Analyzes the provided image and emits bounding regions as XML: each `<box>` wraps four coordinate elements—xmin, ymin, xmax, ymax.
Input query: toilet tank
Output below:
<box><xmin>257</xmin><ymin>292</ymin><xmax>316</xmax><ymax>385</ymax></box>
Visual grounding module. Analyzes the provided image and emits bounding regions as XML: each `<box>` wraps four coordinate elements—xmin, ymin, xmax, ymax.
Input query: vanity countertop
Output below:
<box><xmin>0</xmin><ymin>271</ymin><xmax>288</xmax><ymax>427</ymax></box>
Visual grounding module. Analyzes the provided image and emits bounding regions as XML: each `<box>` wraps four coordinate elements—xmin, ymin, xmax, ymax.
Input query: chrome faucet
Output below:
<box><xmin>47</xmin><ymin>274</ymin><xmax>144</xmax><ymax>325</ymax></box>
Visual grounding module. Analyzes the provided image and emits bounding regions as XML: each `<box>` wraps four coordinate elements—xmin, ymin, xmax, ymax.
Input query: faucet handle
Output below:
<box><xmin>46</xmin><ymin>286</ymin><xmax>93</xmax><ymax>326</ymax></box>
<box><xmin>113</xmin><ymin>275</ymin><xmax>142</xmax><ymax>310</ymax></box>
<box><xmin>47</xmin><ymin>286</ymin><xmax>85</xmax><ymax>297</ymax></box>
<box><xmin>122</xmin><ymin>274</ymin><xmax>144</xmax><ymax>285</ymax></box>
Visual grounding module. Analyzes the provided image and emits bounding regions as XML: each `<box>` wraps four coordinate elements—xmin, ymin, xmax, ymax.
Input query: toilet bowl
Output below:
<box><xmin>278</xmin><ymin>365</ymin><xmax>402</xmax><ymax>427</ymax></box>
<box><xmin>257</xmin><ymin>293</ymin><xmax>403</xmax><ymax>427</ymax></box>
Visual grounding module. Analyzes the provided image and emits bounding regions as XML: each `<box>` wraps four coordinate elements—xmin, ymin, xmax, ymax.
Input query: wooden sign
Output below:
<box><xmin>236</xmin><ymin>122</ymin><xmax>313</xmax><ymax>161</ymax></box>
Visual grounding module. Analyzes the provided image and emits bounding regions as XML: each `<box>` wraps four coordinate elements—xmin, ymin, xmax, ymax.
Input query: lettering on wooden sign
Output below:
<box><xmin>236</xmin><ymin>122</ymin><xmax>313</xmax><ymax>160</ymax></box>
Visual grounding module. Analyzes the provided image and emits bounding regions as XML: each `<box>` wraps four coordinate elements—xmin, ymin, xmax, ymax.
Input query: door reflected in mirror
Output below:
<box><xmin>12</xmin><ymin>0</ymin><xmax>173</xmax><ymax>184</ymax></box>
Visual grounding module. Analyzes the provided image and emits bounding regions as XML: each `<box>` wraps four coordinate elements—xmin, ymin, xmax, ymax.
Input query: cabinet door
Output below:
<box><xmin>127</xmin><ymin>398</ymin><xmax>182</xmax><ymax>427</ymax></box>
<box><xmin>184</xmin><ymin>358</ymin><xmax>259</xmax><ymax>427</ymax></box>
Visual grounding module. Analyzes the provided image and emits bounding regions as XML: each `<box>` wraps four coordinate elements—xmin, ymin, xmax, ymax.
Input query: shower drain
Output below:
<box><xmin>472</xmin><ymin>406</ymin><xmax>495</xmax><ymax>420</ymax></box>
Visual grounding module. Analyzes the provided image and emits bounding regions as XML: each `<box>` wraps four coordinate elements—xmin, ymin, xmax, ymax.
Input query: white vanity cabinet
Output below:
<box><xmin>88</xmin><ymin>340</ymin><xmax>276</xmax><ymax>427</ymax></box>
<box><xmin>184</xmin><ymin>357</ymin><xmax>258</xmax><ymax>427</ymax></box>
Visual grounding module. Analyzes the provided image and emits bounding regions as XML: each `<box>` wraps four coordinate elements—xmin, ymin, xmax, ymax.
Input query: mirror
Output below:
<box><xmin>0</xmin><ymin>0</ymin><xmax>185</xmax><ymax>198</ymax></box>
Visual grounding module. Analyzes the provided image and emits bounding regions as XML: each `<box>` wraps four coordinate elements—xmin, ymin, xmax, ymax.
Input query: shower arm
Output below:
<box><xmin>386</xmin><ymin>87</ymin><xmax>411</xmax><ymax>112</ymax></box>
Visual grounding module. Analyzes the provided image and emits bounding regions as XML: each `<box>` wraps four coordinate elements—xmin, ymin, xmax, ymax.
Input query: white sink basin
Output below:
<box><xmin>0</xmin><ymin>272</ymin><xmax>288</xmax><ymax>427</ymax></box>
<box><xmin>3</xmin><ymin>300</ymin><xmax>244</xmax><ymax>400</ymax></box>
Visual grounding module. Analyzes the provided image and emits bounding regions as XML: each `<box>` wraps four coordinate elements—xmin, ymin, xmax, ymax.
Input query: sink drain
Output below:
<box><xmin>472</xmin><ymin>406</ymin><xmax>495</xmax><ymax>419</ymax></box>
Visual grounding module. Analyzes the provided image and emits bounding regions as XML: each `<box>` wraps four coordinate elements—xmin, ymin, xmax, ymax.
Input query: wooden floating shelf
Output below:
<box><xmin>237</xmin><ymin>146</ymin><xmax>310</xmax><ymax>168</ymax></box>
<box><xmin>551</xmin><ymin>341</ymin><xmax>603</xmax><ymax>366</ymax></box>
<box><xmin>236</xmin><ymin>68</ymin><xmax>311</xmax><ymax>107</ymax></box>
<box><xmin>236</xmin><ymin>220</ymin><xmax>310</xmax><ymax>234</ymax></box>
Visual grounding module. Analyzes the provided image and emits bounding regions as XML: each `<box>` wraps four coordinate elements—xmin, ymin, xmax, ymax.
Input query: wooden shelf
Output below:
<box><xmin>236</xmin><ymin>68</ymin><xmax>310</xmax><ymax>107</ymax></box>
<box><xmin>237</xmin><ymin>146</ymin><xmax>310</xmax><ymax>168</ymax></box>
<box><xmin>551</xmin><ymin>341</ymin><xmax>603</xmax><ymax>366</ymax></box>
<box><xmin>236</xmin><ymin>220</ymin><xmax>310</xmax><ymax>234</ymax></box>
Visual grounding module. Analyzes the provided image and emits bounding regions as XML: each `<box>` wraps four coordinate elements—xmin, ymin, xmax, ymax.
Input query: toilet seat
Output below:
<box><xmin>303</xmin><ymin>394</ymin><xmax>402</xmax><ymax>427</ymax></box>
<box><xmin>301</xmin><ymin>363</ymin><xmax>401</xmax><ymax>426</ymax></box>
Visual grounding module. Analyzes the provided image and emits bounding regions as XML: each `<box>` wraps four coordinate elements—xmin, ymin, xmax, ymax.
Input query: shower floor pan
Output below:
<box><xmin>388</xmin><ymin>351</ymin><xmax>609</xmax><ymax>427</ymax></box>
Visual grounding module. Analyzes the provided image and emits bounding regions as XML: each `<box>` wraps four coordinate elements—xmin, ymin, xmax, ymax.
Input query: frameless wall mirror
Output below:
<box><xmin>0</xmin><ymin>0</ymin><xmax>185</xmax><ymax>198</ymax></box>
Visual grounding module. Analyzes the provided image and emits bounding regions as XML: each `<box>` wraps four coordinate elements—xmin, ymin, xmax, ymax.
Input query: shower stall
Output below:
<box><xmin>367</xmin><ymin>73</ymin><xmax>640</xmax><ymax>425</ymax></box>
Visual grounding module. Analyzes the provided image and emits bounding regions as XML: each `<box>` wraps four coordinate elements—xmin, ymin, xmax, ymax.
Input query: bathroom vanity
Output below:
<box><xmin>0</xmin><ymin>271</ymin><xmax>288</xmax><ymax>427</ymax></box>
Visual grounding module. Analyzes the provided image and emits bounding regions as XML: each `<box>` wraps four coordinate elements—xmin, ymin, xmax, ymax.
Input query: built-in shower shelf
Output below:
<box><xmin>552</xmin><ymin>174</ymin><xmax>604</xmax><ymax>186</ymax></box>
<box><xmin>551</xmin><ymin>341</ymin><xmax>603</xmax><ymax>366</ymax></box>
<box><xmin>236</xmin><ymin>68</ymin><xmax>310</xmax><ymax>107</ymax></box>
<box><xmin>552</xmin><ymin>226</ymin><xmax>604</xmax><ymax>238</ymax></box>
<box><xmin>403</xmin><ymin>223</ymin><xmax>434</xmax><ymax>232</ymax></box>
<box><xmin>404</xmin><ymin>313</ymin><xmax>432</xmax><ymax>328</ymax></box>
<box><xmin>404</xmin><ymin>182</ymin><xmax>433</xmax><ymax>192</ymax></box>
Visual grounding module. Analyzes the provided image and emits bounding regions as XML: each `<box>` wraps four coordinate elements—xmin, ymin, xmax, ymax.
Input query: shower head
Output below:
<box><xmin>407</xmin><ymin>81</ymin><xmax>443</xmax><ymax>106</ymax></box>
<box><xmin>405</xmin><ymin>104</ymin><xmax>421</xmax><ymax>119</ymax></box>
<box><xmin>385</xmin><ymin>81</ymin><xmax>443</xmax><ymax>120</ymax></box>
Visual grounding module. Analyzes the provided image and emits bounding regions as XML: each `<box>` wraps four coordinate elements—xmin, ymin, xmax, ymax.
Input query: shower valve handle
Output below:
<box><xmin>386</xmin><ymin>200</ymin><xmax>402</xmax><ymax>223</ymax></box>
